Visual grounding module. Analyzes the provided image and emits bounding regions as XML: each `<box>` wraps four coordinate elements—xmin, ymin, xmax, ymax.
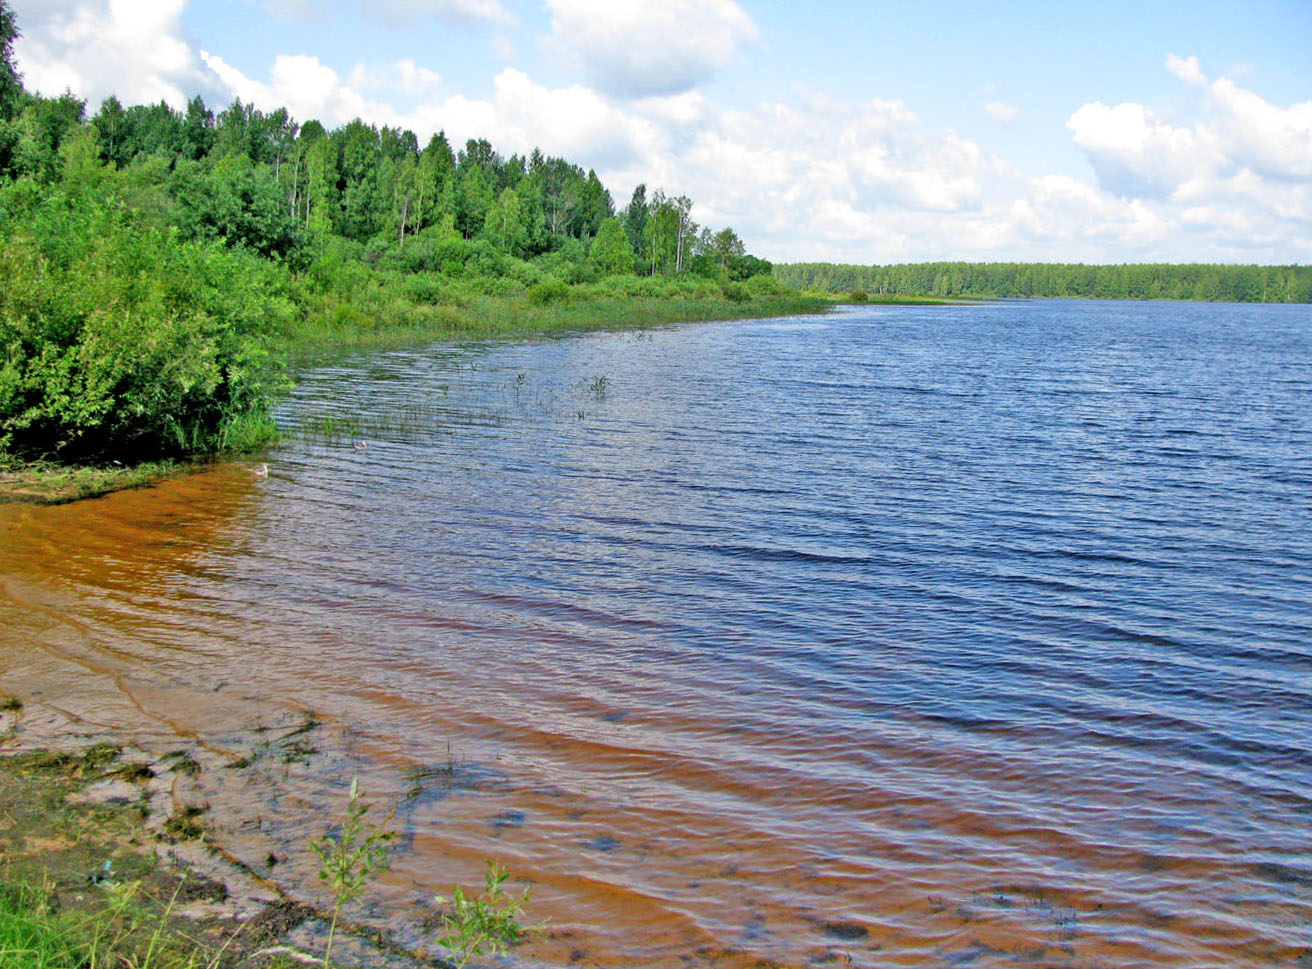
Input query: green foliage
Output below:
<box><xmin>526</xmin><ymin>277</ymin><xmax>571</xmax><ymax>305</ymax></box>
<box><xmin>587</xmin><ymin>217</ymin><xmax>634</xmax><ymax>277</ymax></box>
<box><xmin>0</xmin><ymin>0</ymin><xmax>21</xmax><ymax>123</ymax></box>
<box><xmin>0</xmin><ymin>181</ymin><xmax>288</xmax><ymax>461</ymax></box>
<box><xmin>720</xmin><ymin>281</ymin><xmax>750</xmax><ymax>302</ymax></box>
<box><xmin>171</xmin><ymin>156</ymin><xmax>307</xmax><ymax>264</ymax></box>
<box><xmin>310</xmin><ymin>776</ymin><xmax>396</xmax><ymax>969</ymax></box>
<box><xmin>433</xmin><ymin>861</ymin><xmax>537</xmax><ymax>969</ymax></box>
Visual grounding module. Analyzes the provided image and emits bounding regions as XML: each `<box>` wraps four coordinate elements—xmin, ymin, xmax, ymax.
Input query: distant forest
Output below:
<box><xmin>775</xmin><ymin>262</ymin><xmax>1312</xmax><ymax>303</ymax></box>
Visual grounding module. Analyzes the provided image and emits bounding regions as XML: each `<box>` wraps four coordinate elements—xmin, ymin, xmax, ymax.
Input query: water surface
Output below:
<box><xmin>2</xmin><ymin>300</ymin><xmax>1310</xmax><ymax>967</ymax></box>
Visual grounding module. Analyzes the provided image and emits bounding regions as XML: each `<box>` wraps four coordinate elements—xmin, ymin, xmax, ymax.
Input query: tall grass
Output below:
<box><xmin>0</xmin><ymin>879</ymin><xmax>203</xmax><ymax>969</ymax></box>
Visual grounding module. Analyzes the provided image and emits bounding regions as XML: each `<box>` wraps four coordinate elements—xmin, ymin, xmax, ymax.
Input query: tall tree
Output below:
<box><xmin>482</xmin><ymin>187</ymin><xmax>527</xmax><ymax>256</ymax></box>
<box><xmin>93</xmin><ymin>95</ymin><xmax>131</xmax><ymax>167</ymax></box>
<box><xmin>181</xmin><ymin>95</ymin><xmax>214</xmax><ymax>160</ymax></box>
<box><xmin>0</xmin><ymin>0</ymin><xmax>20</xmax><ymax>121</ymax></box>
<box><xmin>623</xmin><ymin>183</ymin><xmax>647</xmax><ymax>253</ymax></box>
<box><xmin>588</xmin><ymin>217</ymin><xmax>634</xmax><ymax>277</ymax></box>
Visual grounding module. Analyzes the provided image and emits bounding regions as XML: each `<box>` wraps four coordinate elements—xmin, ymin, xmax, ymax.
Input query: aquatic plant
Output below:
<box><xmin>432</xmin><ymin>861</ymin><xmax>538</xmax><ymax>969</ymax></box>
<box><xmin>310</xmin><ymin>776</ymin><xmax>396</xmax><ymax>969</ymax></box>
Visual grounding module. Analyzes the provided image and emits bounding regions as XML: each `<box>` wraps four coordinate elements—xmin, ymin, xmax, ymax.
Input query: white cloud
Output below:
<box><xmin>1165</xmin><ymin>53</ymin><xmax>1206</xmax><ymax>85</ymax></box>
<box><xmin>545</xmin><ymin>0</ymin><xmax>758</xmax><ymax>98</ymax></box>
<box><xmin>1207</xmin><ymin>77</ymin><xmax>1312</xmax><ymax>180</ymax></box>
<box><xmin>200</xmin><ymin>51</ymin><xmax>398</xmax><ymax>127</ymax></box>
<box><xmin>985</xmin><ymin>100</ymin><xmax>1019</xmax><ymax>122</ymax></box>
<box><xmin>347</xmin><ymin>59</ymin><xmax>443</xmax><ymax>96</ymax></box>
<box><xmin>395</xmin><ymin>60</ymin><xmax>444</xmax><ymax>94</ymax></box>
<box><xmin>1061</xmin><ymin>60</ymin><xmax>1312</xmax><ymax>262</ymax></box>
<box><xmin>10</xmin><ymin>6</ymin><xmax>1312</xmax><ymax>264</ymax></box>
<box><xmin>11</xmin><ymin>0</ymin><xmax>217</xmax><ymax>108</ymax></box>
<box><xmin>265</xmin><ymin>0</ymin><xmax>512</xmax><ymax>28</ymax></box>
<box><xmin>408</xmin><ymin>68</ymin><xmax>659</xmax><ymax>168</ymax></box>
<box><xmin>1067</xmin><ymin>100</ymin><xmax>1217</xmax><ymax>198</ymax></box>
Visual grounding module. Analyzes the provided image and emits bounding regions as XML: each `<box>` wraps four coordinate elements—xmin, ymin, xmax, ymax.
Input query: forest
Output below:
<box><xmin>775</xmin><ymin>261</ymin><xmax>1312</xmax><ymax>303</ymax></box>
<box><xmin>0</xmin><ymin>2</ymin><xmax>794</xmax><ymax>469</ymax></box>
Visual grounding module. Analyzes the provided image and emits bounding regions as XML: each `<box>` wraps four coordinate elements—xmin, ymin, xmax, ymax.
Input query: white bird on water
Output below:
<box><xmin>252</xmin><ymin>463</ymin><xmax>269</xmax><ymax>478</ymax></box>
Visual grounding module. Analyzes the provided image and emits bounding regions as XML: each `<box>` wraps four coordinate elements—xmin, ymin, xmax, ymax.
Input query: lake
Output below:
<box><xmin>2</xmin><ymin>299</ymin><xmax>1310</xmax><ymax>967</ymax></box>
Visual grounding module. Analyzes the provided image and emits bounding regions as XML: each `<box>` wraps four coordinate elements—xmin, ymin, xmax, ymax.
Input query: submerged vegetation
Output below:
<box><xmin>776</xmin><ymin>260</ymin><xmax>1312</xmax><ymax>302</ymax></box>
<box><xmin>0</xmin><ymin>1</ymin><xmax>811</xmax><ymax>471</ymax></box>
<box><xmin>0</xmin><ymin>738</ymin><xmax>540</xmax><ymax>969</ymax></box>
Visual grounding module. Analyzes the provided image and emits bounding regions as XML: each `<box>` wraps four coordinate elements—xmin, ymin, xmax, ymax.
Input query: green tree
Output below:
<box><xmin>454</xmin><ymin>162</ymin><xmax>493</xmax><ymax>238</ymax></box>
<box><xmin>623</xmin><ymin>183</ymin><xmax>647</xmax><ymax>253</ymax></box>
<box><xmin>0</xmin><ymin>0</ymin><xmax>20</xmax><ymax>122</ymax></box>
<box><xmin>587</xmin><ymin>217</ymin><xmax>634</xmax><ymax>276</ymax></box>
<box><xmin>482</xmin><ymin>186</ymin><xmax>527</xmax><ymax>257</ymax></box>
<box><xmin>92</xmin><ymin>95</ymin><xmax>132</xmax><ymax>167</ymax></box>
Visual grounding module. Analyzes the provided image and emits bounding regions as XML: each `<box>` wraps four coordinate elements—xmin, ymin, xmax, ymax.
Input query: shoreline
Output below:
<box><xmin>0</xmin><ymin>290</ymin><xmax>829</xmax><ymax>505</ymax></box>
<box><xmin>0</xmin><ymin>699</ymin><xmax>443</xmax><ymax>969</ymax></box>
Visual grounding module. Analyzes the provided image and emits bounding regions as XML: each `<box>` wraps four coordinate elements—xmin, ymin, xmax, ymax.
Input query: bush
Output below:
<box><xmin>0</xmin><ymin>185</ymin><xmax>287</xmax><ymax>461</ymax></box>
<box><xmin>720</xmin><ymin>281</ymin><xmax>750</xmax><ymax>302</ymax></box>
<box><xmin>525</xmin><ymin>278</ymin><xmax>571</xmax><ymax>305</ymax></box>
<box><xmin>746</xmin><ymin>274</ymin><xmax>787</xmax><ymax>297</ymax></box>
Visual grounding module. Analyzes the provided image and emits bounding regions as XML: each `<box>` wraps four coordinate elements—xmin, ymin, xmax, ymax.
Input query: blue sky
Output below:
<box><xmin>12</xmin><ymin>0</ymin><xmax>1312</xmax><ymax>263</ymax></box>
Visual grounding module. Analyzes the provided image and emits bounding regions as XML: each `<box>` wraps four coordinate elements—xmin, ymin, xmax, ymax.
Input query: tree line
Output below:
<box><xmin>774</xmin><ymin>261</ymin><xmax>1312</xmax><ymax>303</ymax></box>
<box><xmin>1</xmin><ymin>84</ymin><xmax>772</xmax><ymax>283</ymax></box>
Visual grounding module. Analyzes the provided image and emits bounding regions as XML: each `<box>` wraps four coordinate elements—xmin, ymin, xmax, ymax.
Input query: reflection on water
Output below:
<box><xmin>3</xmin><ymin>300</ymin><xmax>1311</xmax><ymax>968</ymax></box>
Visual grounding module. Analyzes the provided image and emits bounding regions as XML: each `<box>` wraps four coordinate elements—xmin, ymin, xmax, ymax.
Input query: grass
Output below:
<box><xmin>0</xmin><ymin>877</ymin><xmax>219</xmax><ymax>969</ymax></box>
<box><xmin>277</xmin><ymin>289</ymin><xmax>830</xmax><ymax>367</ymax></box>
<box><xmin>0</xmin><ymin>459</ymin><xmax>182</xmax><ymax>505</ymax></box>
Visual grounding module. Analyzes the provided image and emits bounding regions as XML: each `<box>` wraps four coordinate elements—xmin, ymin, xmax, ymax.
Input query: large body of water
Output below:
<box><xmin>2</xmin><ymin>300</ymin><xmax>1310</xmax><ymax>967</ymax></box>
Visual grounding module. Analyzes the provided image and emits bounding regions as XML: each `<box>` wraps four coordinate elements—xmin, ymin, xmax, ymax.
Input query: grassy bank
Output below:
<box><xmin>0</xmin><ymin>744</ymin><xmax>310</xmax><ymax>969</ymax></box>
<box><xmin>0</xmin><ymin>458</ymin><xmax>183</xmax><ymax>505</ymax></box>
<box><xmin>277</xmin><ymin>284</ymin><xmax>829</xmax><ymax>367</ymax></box>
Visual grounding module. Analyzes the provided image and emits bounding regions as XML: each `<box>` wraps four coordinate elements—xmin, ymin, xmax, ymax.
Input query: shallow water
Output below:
<box><xmin>3</xmin><ymin>300</ymin><xmax>1311</xmax><ymax>967</ymax></box>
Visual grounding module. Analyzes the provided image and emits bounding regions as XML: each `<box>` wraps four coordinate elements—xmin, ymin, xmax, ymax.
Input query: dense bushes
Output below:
<box><xmin>0</xmin><ymin>182</ymin><xmax>288</xmax><ymax>460</ymax></box>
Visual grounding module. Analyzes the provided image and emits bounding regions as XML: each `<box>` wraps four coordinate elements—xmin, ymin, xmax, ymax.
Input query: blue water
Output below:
<box><xmin>267</xmin><ymin>299</ymin><xmax>1312</xmax><ymax>965</ymax></box>
<box><xmin>5</xmin><ymin>298</ymin><xmax>1308</xmax><ymax>968</ymax></box>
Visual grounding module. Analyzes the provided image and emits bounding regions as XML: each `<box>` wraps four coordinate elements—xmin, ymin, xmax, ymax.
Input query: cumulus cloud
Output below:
<box><xmin>200</xmin><ymin>51</ymin><xmax>404</xmax><ymax>127</ymax></box>
<box><xmin>985</xmin><ymin>100</ymin><xmax>1019</xmax><ymax>122</ymax></box>
<box><xmin>10</xmin><ymin>4</ymin><xmax>1312</xmax><ymax>264</ymax></box>
<box><xmin>408</xmin><ymin>68</ymin><xmax>659</xmax><ymax>168</ymax></box>
<box><xmin>1063</xmin><ymin>58</ymin><xmax>1312</xmax><ymax>261</ymax></box>
<box><xmin>545</xmin><ymin>0</ymin><xmax>758</xmax><ymax>98</ymax></box>
<box><xmin>1068</xmin><ymin>100</ymin><xmax>1217</xmax><ymax>198</ymax></box>
<box><xmin>11</xmin><ymin>0</ymin><xmax>218</xmax><ymax>108</ymax></box>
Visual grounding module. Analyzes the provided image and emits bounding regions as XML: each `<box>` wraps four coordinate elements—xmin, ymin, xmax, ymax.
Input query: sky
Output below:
<box><xmin>10</xmin><ymin>0</ymin><xmax>1312</xmax><ymax>264</ymax></box>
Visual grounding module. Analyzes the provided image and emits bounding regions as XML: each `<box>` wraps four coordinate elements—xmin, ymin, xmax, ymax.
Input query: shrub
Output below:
<box><xmin>526</xmin><ymin>278</ymin><xmax>571</xmax><ymax>305</ymax></box>
<box><xmin>0</xmin><ymin>185</ymin><xmax>288</xmax><ymax>461</ymax></box>
<box><xmin>746</xmin><ymin>274</ymin><xmax>788</xmax><ymax>297</ymax></box>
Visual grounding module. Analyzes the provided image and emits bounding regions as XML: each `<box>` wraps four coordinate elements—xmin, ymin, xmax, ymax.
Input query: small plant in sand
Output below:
<box><xmin>310</xmin><ymin>777</ymin><xmax>396</xmax><ymax>969</ymax></box>
<box><xmin>433</xmin><ymin>861</ymin><xmax>538</xmax><ymax>969</ymax></box>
